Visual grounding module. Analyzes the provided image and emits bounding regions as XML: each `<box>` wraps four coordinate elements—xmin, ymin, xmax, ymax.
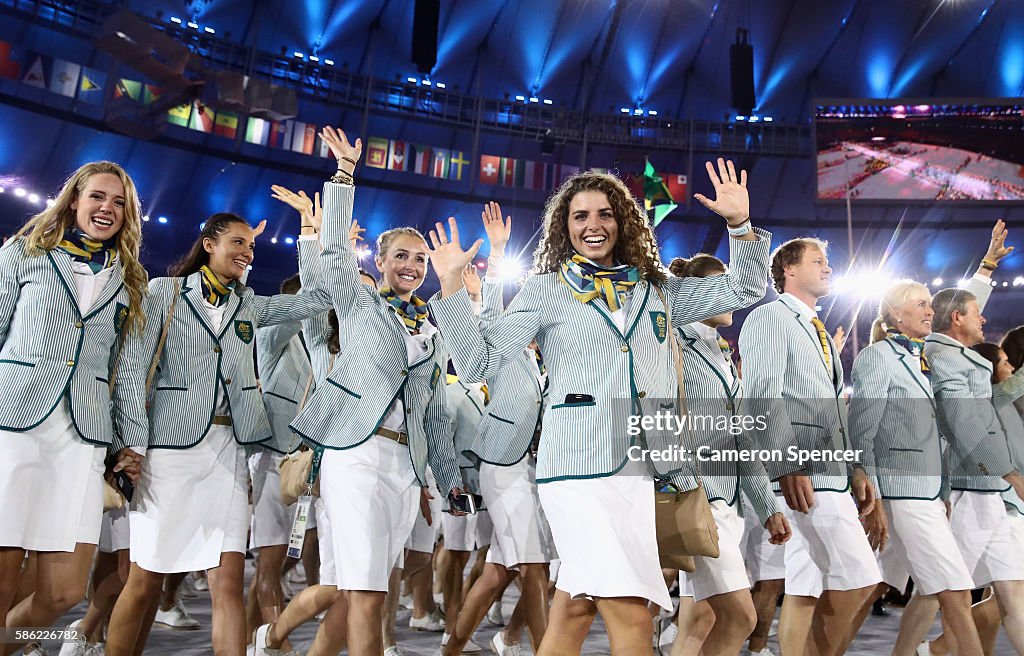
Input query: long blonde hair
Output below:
<box><xmin>533</xmin><ymin>172</ymin><xmax>666</xmax><ymax>284</ymax></box>
<box><xmin>870</xmin><ymin>279</ymin><xmax>930</xmax><ymax>343</ymax></box>
<box><xmin>13</xmin><ymin>161</ymin><xmax>148</xmax><ymax>335</ymax></box>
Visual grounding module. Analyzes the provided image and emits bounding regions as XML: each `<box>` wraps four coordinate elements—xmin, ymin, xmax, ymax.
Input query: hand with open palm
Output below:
<box><xmin>694</xmin><ymin>158</ymin><xmax>750</xmax><ymax>227</ymax></box>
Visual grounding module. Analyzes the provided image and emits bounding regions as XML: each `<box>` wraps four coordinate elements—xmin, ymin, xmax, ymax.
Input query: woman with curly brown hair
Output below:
<box><xmin>426</xmin><ymin>160</ymin><xmax>771</xmax><ymax>655</ymax></box>
<box><xmin>0</xmin><ymin>161</ymin><xmax>148</xmax><ymax>656</ymax></box>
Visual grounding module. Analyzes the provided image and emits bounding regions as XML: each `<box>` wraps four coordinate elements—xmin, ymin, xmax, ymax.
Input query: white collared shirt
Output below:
<box><xmin>781</xmin><ymin>292</ymin><xmax>818</xmax><ymax>321</ymax></box>
<box><xmin>688</xmin><ymin>321</ymin><xmax>734</xmax><ymax>385</ymax></box>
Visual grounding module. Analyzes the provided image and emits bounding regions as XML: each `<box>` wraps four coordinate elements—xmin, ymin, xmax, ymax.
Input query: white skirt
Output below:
<box><xmin>248</xmin><ymin>451</ymin><xmax>292</xmax><ymax>549</ymax></box>
<box><xmin>99</xmin><ymin>506</ymin><xmax>130</xmax><ymax>554</ymax></box>
<box><xmin>685</xmin><ymin>500</ymin><xmax>750</xmax><ymax>601</ymax></box>
<box><xmin>880</xmin><ymin>498</ymin><xmax>974</xmax><ymax>595</ymax></box>
<box><xmin>321</xmin><ymin>436</ymin><xmax>419</xmax><ymax>591</ymax></box>
<box><xmin>537</xmin><ymin>459</ymin><xmax>672</xmax><ymax>611</ymax></box>
<box><xmin>950</xmin><ymin>491</ymin><xmax>1024</xmax><ymax>587</ymax></box>
<box><xmin>442</xmin><ymin>509</ymin><xmax>492</xmax><ymax>552</ymax></box>
<box><xmin>406</xmin><ymin>468</ymin><xmax>442</xmax><ymax>553</ymax></box>
<box><xmin>314</xmin><ymin>498</ymin><xmax>336</xmax><ymax>587</ymax></box>
<box><xmin>0</xmin><ymin>403</ymin><xmax>106</xmax><ymax>552</ymax></box>
<box><xmin>480</xmin><ymin>459</ymin><xmax>556</xmax><ymax>569</ymax></box>
<box><xmin>129</xmin><ymin>424</ymin><xmax>249</xmax><ymax>573</ymax></box>
<box><xmin>741</xmin><ymin>492</ymin><xmax>786</xmax><ymax>583</ymax></box>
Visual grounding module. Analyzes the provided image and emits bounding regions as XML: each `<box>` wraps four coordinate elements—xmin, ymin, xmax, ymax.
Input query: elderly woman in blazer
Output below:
<box><xmin>105</xmin><ymin>207</ymin><xmax>333</xmax><ymax>656</ymax></box>
<box><xmin>442</xmin><ymin>203</ymin><xmax>556</xmax><ymax>656</ymax></box>
<box><xmin>283</xmin><ymin>127</ymin><xmax>462</xmax><ymax>656</ymax></box>
<box><xmin>0</xmin><ymin>162</ymin><xmax>147</xmax><ymax>655</ymax></box>
<box><xmin>851</xmin><ymin>276</ymin><xmax>995</xmax><ymax>656</ymax></box>
<box><xmin>426</xmin><ymin>159</ymin><xmax>769</xmax><ymax>655</ymax></box>
<box><xmin>666</xmin><ymin>254</ymin><xmax>789</xmax><ymax>656</ymax></box>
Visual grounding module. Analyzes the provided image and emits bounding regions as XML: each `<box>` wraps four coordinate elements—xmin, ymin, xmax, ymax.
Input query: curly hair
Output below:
<box><xmin>532</xmin><ymin>172</ymin><xmax>666</xmax><ymax>284</ymax></box>
<box><xmin>769</xmin><ymin>238</ymin><xmax>828</xmax><ymax>294</ymax></box>
<box><xmin>668</xmin><ymin>253</ymin><xmax>726</xmax><ymax>279</ymax></box>
<box><xmin>13</xmin><ymin>161</ymin><xmax>148</xmax><ymax>335</ymax></box>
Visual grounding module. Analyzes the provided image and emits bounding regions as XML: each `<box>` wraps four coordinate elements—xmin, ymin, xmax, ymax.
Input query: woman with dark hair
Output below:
<box><xmin>1001</xmin><ymin>326</ymin><xmax>1024</xmax><ymax>378</ymax></box>
<box><xmin>663</xmin><ymin>254</ymin><xmax>789</xmax><ymax>656</ymax></box>
<box><xmin>425</xmin><ymin>160</ymin><xmax>771</xmax><ymax>654</ymax></box>
<box><xmin>0</xmin><ymin>161</ymin><xmax>148</xmax><ymax>656</ymax></box>
<box><xmin>104</xmin><ymin>211</ymin><xmax>333</xmax><ymax>656</ymax></box>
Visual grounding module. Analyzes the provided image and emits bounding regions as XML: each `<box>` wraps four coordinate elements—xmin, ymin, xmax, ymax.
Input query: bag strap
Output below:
<box><xmin>653</xmin><ymin>284</ymin><xmax>704</xmax><ymax>483</ymax></box>
<box><xmin>145</xmin><ymin>279</ymin><xmax>182</xmax><ymax>394</ymax></box>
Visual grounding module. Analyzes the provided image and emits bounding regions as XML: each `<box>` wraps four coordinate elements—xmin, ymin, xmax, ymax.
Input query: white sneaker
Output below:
<box><xmin>433</xmin><ymin>591</ymin><xmax>444</xmax><ymax>605</ymax></box>
<box><xmin>192</xmin><ymin>571</ymin><xmax>209</xmax><ymax>592</ymax></box>
<box><xmin>489</xmin><ymin>632</ymin><xmax>522</xmax><ymax>656</ymax></box>
<box><xmin>409</xmin><ymin>608</ymin><xmax>446</xmax><ymax>632</ymax></box>
<box><xmin>287</xmin><ymin>564</ymin><xmax>306</xmax><ymax>585</ymax></box>
<box><xmin>745</xmin><ymin>648</ymin><xmax>776</xmax><ymax>656</ymax></box>
<box><xmin>485</xmin><ymin>601</ymin><xmax>504</xmax><ymax>627</ymax></box>
<box><xmin>398</xmin><ymin>594</ymin><xmax>413</xmax><ymax>610</ymax></box>
<box><xmin>441</xmin><ymin>632</ymin><xmax>482</xmax><ymax>654</ymax></box>
<box><xmin>916</xmin><ymin>643</ymin><xmax>932</xmax><ymax>656</ymax></box>
<box><xmin>58</xmin><ymin>620</ymin><xmax>87</xmax><ymax>656</ymax></box>
<box><xmin>383</xmin><ymin>647</ymin><xmax>406</xmax><ymax>656</ymax></box>
<box><xmin>154</xmin><ymin>598</ymin><xmax>200</xmax><ymax>630</ymax></box>
<box><xmin>252</xmin><ymin>623</ymin><xmax>283</xmax><ymax>656</ymax></box>
<box><xmin>657</xmin><ymin>619</ymin><xmax>678</xmax><ymax>655</ymax></box>
<box><xmin>178</xmin><ymin>575</ymin><xmax>198</xmax><ymax>599</ymax></box>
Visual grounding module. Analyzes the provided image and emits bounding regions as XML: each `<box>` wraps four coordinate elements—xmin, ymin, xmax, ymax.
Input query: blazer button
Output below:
<box><xmin>224</xmin><ymin>378</ymin><xmax>232</xmax><ymax>385</ymax></box>
<box><xmin>726</xmin><ymin>402</ymin><xmax>734</xmax><ymax>412</ymax></box>
<box><xmin>401</xmin><ymin>369</ymin><xmax>408</xmax><ymax>376</ymax></box>
<box><xmin>536</xmin><ymin>400</ymin><xmax>542</xmax><ymax>405</ymax></box>
<box><xmin>638</xmin><ymin>391</ymin><xmax>647</xmax><ymax>398</ymax></box>
<box><xmin>620</xmin><ymin>345</ymin><xmax>629</xmax><ymax>352</ymax></box>
<box><xmin>74</xmin><ymin>320</ymin><xmax>83</xmax><ymax>329</ymax></box>
<box><xmin>839</xmin><ymin>427</ymin><xmax>846</xmax><ymax>435</ymax></box>
<box><xmin>66</xmin><ymin>359</ymin><xmax>75</xmax><ymax>367</ymax></box>
<box><xmin>213</xmin><ymin>346</ymin><xmax>222</xmax><ymax>353</ymax></box>
<box><xmin>406</xmin><ymin>408</ymin><xmax>412</xmax><ymax>414</ymax></box>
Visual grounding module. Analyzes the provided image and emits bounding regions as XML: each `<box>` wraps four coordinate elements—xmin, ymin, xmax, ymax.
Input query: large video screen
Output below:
<box><xmin>815</xmin><ymin>100</ymin><xmax>1024</xmax><ymax>202</ymax></box>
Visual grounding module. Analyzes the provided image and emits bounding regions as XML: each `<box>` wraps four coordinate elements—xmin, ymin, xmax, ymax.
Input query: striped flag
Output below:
<box><xmin>499</xmin><ymin>158</ymin><xmax>518</xmax><ymax>187</ymax></box>
<box><xmin>214</xmin><ymin>111</ymin><xmax>239</xmax><ymax>139</ymax></box>
<box><xmin>244</xmin><ymin>117</ymin><xmax>270</xmax><ymax>145</ymax></box>
<box><xmin>388</xmin><ymin>140</ymin><xmax>409</xmax><ymax>171</ymax></box>
<box><xmin>166</xmin><ymin>103</ymin><xmax>191</xmax><ymax>127</ymax></box>
<box><xmin>410</xmin><ymin>144</ymin><xmax>432</xmax><ymax>175</ymax></box>
<box><xmin>269</xmin><ymin>120</ymin><xmax>292</xmax><ymax>148</ymax></box>
<box><xmin>76</xmin><ymin>67</ymin><xmax>105</xmax><ymax>104</ymax></box>
<box><xmin>48</xmin><ymin>59</ymin><xmax>80</xmax><ymax>97</ymax></box>
<box><xmin>522</xmin><ymin>160</ymin><xmax>547</xmax><ymax>190</ymax></box>
<box><xmin>365</xmin><ymin>137</ymin><xmax>389</xmax><ymax>169</ymax></box>
<box><xmin>290</xmin><ymin>121</ymin><xmax>315</xmax><ymax>154</ymax></box>
<box><xmin>189</xmin><ymin>101</ymin><xmax>214</xmax><ymax>132</ymax></box>
<box><xmin>479</xmin><ymin>155</ymin><xmax>500</xmax><ymax>185</ymax></box>
<box><xmin>432</xmin><ymin>149</ymin><xmax>450</xmax><ymax>179</ymax></box>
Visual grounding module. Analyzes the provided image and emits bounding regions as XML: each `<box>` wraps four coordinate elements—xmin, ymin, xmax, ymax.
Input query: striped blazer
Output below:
<box><xmin>447</xmin><ymin>379</ymin><xmax>485</xmax><ymax>492</ymax></box>
<box><xmin>677</xmin><ymin>323</ymin><xmax>779</xmax><ymax>524</ymax></box>
<box><xmin>430</xmin><ymin>229</ymin><xmax>771</xmax><ymax>484</ymax></box>
<box><xmin>118</xmin><ymin>267</ymin><xmax>332</xmax><ymax>449</ymax></box>
<box><xmin>996</xmin><ymin>401</ymin><xmax>1024</xmax><ymax>513</ymax></box>
<box><xmin>297</xmin><ymin>243</ymin><xmax>337</xmax><ymax>385</ymax></box>
<box><xmin>288</xmin><ymin>183</ymin><xmax>462</xmax><ymax>496</ymax></box>
<box><xmin>738</xmin><ymin>295</ymin><xmax>850</xmax><ymax>491</ymax></box>
<box><xmin>256</xmin><ymin>321</ymin><xmax>313</xmax><ymax>454</ymax></box>
<box><xmin>464</xmin><ymin>280</ymin><xmax>546</xmax><ymax>467</ymax></box>
<box><xmin>850</xmin><ymin>338</ymin><xmax>943</xmax><ymax>500</ymax></box>
<box><xmin>0</xmin><ymin>239</ymin><xmax>137</xmax><ymax>448</ymax></box>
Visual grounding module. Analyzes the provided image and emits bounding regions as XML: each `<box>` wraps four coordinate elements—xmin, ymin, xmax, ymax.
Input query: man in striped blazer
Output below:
<box><xmin>739</xmin><ymin>237</ymin><xmax>880</xmax><ymax>656</ymax></box>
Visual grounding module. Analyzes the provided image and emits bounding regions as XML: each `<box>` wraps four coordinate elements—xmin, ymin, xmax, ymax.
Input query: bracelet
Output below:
<box><xmin>340</xmin><ymin>156</ymin><xmax>357</xmax><ymax>166</ymax></box>
<box><xmin>981</xmin><ymin>258</ymin><xmax>998</xmax><ymax>271</ymax></box>
<box><xmin>330</xmin><ymin>169</ymin><xmax>355</xmax><ymax>186</ymax></box>
<box><xmin>727</xmin><ymin>220</ymin><xmax>751</xmax><ymax>237</ymax></box>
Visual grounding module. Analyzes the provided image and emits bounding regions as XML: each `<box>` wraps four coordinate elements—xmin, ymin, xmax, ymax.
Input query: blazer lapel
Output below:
<box><xmin>681</xmin><ymin>327</ymin><xmax>734</xmax><ymax>400</ymax></box>
<box><xmin>780</xmin><ymin>297</ymin><xmax>832</xmax><ymax>375</ymax></box>
<box><xmin>622</xmin><ymin>280</ymin><xmax>651</xmax><ymax>340</ymax></box>
<box><xmin>181</xmin><ymin>272</ymin><xmax>219</xmax><ymax>341</ymax></box>
<box><xmin>46</xmin><ymin>250</ymin><xmax>81</xmax><ymax>312</ymax></box>
<box><xmin>217</xmin><ymin>288</ymin><xmax>243</xmax><ymax>339</ymax></box>
<box><xmin>83</xmin><ymin>265</ymin><xmax>125</xmax><ymax>320</ymax></box>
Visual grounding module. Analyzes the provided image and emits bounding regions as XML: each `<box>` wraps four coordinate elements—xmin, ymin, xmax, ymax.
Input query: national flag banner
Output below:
<box><xmin>269</xmin><ymin>120</ymin><xmax>292</xmax><ymax>149</ymax></box>
<box><xmin>244</xmin><ymin>117</ymin><xmax>270</xmax><ymax>145</ymax></box>
<box><xmin>365</xmin><ymin>137</ymin><xmax>389</xmax><ymax>169</ymax></box>
<box><xmin>21</xmin><ymin>54</ymin><xmax>49</xmax><ymax>89</ymax></box>
<box><xmin>316</xmin><ymin>133</ymin><xmax>333</xmax><ymax>159</ymax></box>
<box><xmin>664</xmin><ymin>174</ymin><xmax>688</xmax><ymax>204</ymax></box>
<box><xmin>448</xmin><ymin>151</ymin><xmax>470</xmax><ymax>181</ymax></box>
<box><xmin>431</xmin><ymin>149</ymin><xmax>450</xmax><ymax>179</ymax></box>
<box><xmin>522</xmin><ymin>160</ymin><xmax>547</xmax><ymax>190</ymax></box>
<box><xmin>642</xmin><ymin>159</ymin><xmax>677</xmax><ymax>226</ymax></box>
<box><xmin>166</xmin><ymin>103</ymin><xmax>191</xmax><ymax>127</ymax></box>
<box><xmin>48</xmin><ymin>59</ymin><xmax>80</xmax><ymax>97</ymax></box>
<box><xmin>142</xmin><ymin>84</ymin><xmax>163</xmax><ymax>105</ymax></box>
<box><xmin>189</xmin><ymin>101</ymin><xmax>214</xmax><ymax>132</ymax></box>
<box><xmin>289</xmin><ymin>121</ymin><xmax>315</xmax><ymax>154</ymax></box>
<box><xmin>499</xmin><ymin>157</ymin><xmax>519</xmax><ymax>187</ymax></box>
<box><xmin>301</xmin><ymin>122</ymin><xmax>316</xmax><ymax>154</ymax></box>
<box><xmin>114</xmin><ymin>78</ymin><xmax>141</xmax><ymax>101</ymax></box>
<box><xmin>410</xmin><ymin>144</ymin><xmax>431</xmax><ymax>175</ymax></box>
<box><xmin>77</xmin><ymin>67</ymin><xmax>106</xmax><ymax>104</ymax></box>
<box><xmin>214</xmin><ymin>111</ymin><xmax>239</xmax><ymax>139</ymax></box>
<box><xmin>479</xmin><ymin>155</ymin><xmax>500</xmax><ymax>185</ymax></box>
<box><xmin>0</xmin><ymin>41</ymin><xmax>21</xmax><ymax>80</ymax></box>
<box><xmin>388</xmin><ymin>140</ymin><xmax>409</xmax><ymax>171</ymax></box>
<box><xmin>550</xmin><ymin>163</ymin><xmax>579</xmax><ymax>188</ymax></box>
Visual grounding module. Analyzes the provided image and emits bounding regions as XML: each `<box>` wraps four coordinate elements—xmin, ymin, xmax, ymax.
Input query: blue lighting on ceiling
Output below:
<box><xmin>866</xmin><ymin>53</ymin><xmax>893</xmax><ymax>97</ymax></box>
<box><xmin>1000</xmin><ymin>41</ymin><xmax>1024</xmax><ymax>95</ymax></box>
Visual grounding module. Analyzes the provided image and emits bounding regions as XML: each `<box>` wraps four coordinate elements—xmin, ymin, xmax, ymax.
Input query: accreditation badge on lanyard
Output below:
<box><xmin>287</xmin><ymin>447</ymin><xmax>323</xmax><ymax>559</ymax></box>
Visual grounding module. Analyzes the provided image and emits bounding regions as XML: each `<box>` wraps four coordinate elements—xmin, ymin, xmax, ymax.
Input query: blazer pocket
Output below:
<box><xmin>266</xmin><ymin>391</ymin><xmax>298</xmax><ymax>404</ymax></box>
<box><xmin>0</xmin><ymin>359</ymin><xmax>34</xmax><ymax>367</ymax></box>
<box><xmin>327</xmin><ymin>378</ymin><xmax>362</xmax><ymax>399</ymax></box>
<box><xmin>155</xmin><ymin>386</ymin><xmax>188</xmax><ymax>391</ymax></box>
<box><xmin>488</xmin><ymin>414</ymin><xmax>515</xmax><ymax>425</ymax></box>
<box><xmin>96</xmin><ymin>376</ymin><xmax>109</xmax><ymax>384</ymax></box>
<box><xmin>550</xmin><ymin>401</ymin><xmax>596</xmax><ymax>409</ymax></box>
<box><xmin>888</xmin><ymin>447</ymin><xmax>923</xmax><ymax>453</ymax></box>
<box><xmin>241</xmin><ymin>385</ymin><xmax>258</xmax><ymax>391</ymax></box>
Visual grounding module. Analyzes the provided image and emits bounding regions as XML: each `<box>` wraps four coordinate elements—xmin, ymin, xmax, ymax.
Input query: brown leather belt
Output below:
<box><xmin>375</xmin><ymin>427</ymin><xmax>409</xmax><ymax>445</ymax></box>
<box><xmin>212</xmin><ymin>415</ymin><xmax>233</xmax><ymax>426</ymax></box>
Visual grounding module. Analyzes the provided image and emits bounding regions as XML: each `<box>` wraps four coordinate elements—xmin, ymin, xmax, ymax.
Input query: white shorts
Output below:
<box><xmin>684</xmin><ymin>500</ymin><xmax>751</xmax><ymax>602</ymax></box>
<box><xmin>538</xmin><ymin>460</ymin><xmax>672</xmax><ymax>611</ymax></box>
<box><xmin>781</xmin><ymin>491</ymin><xmax>881</xmax><ymax>597</ymax></box>
<box><xmin>480</xmin><ymin>459</ymin><xmax>556</xmax><ymax>569</ymax></box>
<box><xmin>99</xmin><ymin>506</ymin><xmax>130</xmax><ymax>554</ymax></box>
<box><xmin>248</xmin><ymin>451</ymin><xmax>292</xmax><ymax>549</ymax></box>
<box><xmin>879</xmin><ymin>498</ymin><xmax>974</xmax><ymax>595</ymax></box>
<box><xmin>950</xmin><ymin>491</ymin><xmax>1024</xmax><ymax>587</ymax></box>
<box><xmin>742</xmin><ymin>492</ymin><xmax>785</xmax><ymax>583</ymax></box>
<box><xmin>406</xmin><ymin>469</ymin><xmax>442</xmax><ymax>554</ymax></box>
<box><xmin>442</xmin><ymin>509</ymin><xmax>492</xmax><ymax>551</ymax></box>
<box><xmin>321</xmin><ymin>436</ymin><xmax>419</xmax><ymax>591</ymax></box>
